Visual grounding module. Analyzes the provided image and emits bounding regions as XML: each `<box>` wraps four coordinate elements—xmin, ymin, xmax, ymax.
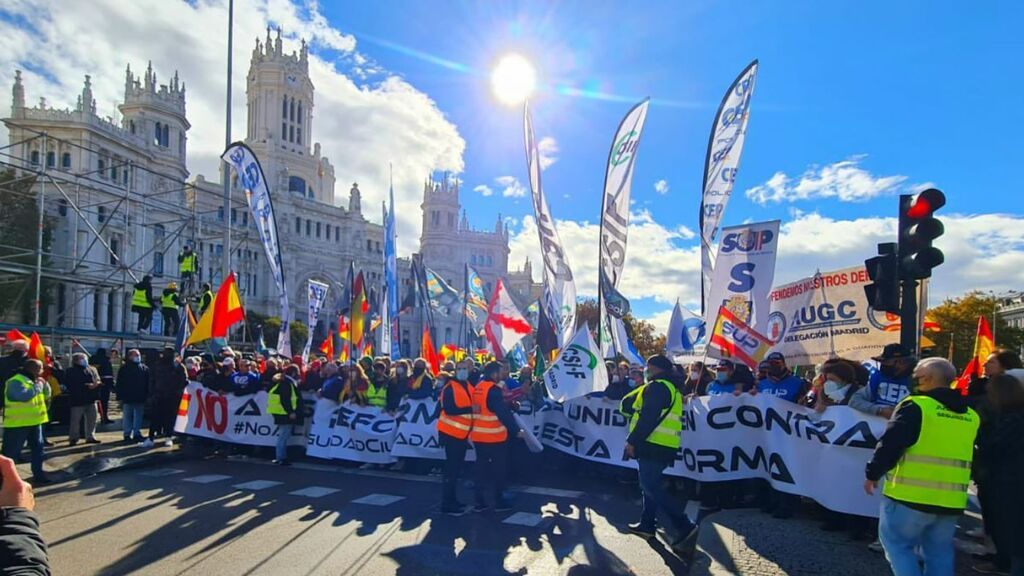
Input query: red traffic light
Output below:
<box><xmin>906</xmin><ymin>188</ymin><xmax>946</xmax><ymax>219</ymax></box>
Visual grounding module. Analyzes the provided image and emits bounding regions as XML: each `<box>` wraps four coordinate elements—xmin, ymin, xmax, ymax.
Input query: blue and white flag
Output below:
<box><xmin>611</xmin><ymin>315</ymin><xmax>644</xmax><ymax>365</ymax></box>
<box><xmin>222</xmin><ymin>142</ymin><xmax>291</xmax><ymax>356</ymax></box>
<box><xmin>666</xmin><ymin>299</ymin><xmax>707</xmax><ymax>354</ymax></box>
<box><xmin>700</xmin><ymin>60</ymin><xmax>759</xmax><ymax>315</ymax></box>
<box><xmin>384</xmin><ymin>184</ymin><xmax>400</xmax><ymax>359</ymax></box>
<box><xmin>302</xmin><ymin>280</ymin><xmax>330</xmax><ymax>362</ymax></box>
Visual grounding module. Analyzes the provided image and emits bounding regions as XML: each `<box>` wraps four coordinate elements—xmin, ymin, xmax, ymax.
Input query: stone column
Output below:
<box><xmin>111</xmin><ymin>289</ymin><xmax>124</xmax><ymax>333</ymax></box>
<box><xmin>95</xmin><ymin>289</ymin><xmax>109</xmax><ymax>332</ymax></box>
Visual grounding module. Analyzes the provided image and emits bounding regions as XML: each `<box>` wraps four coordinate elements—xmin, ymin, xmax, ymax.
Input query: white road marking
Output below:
<box><xmin>138</xmin><ymin>468</ymin><xmax>185</xmax><ymax>477</ymax></box>
<box><xmin>289</xmin><ymin>486</ymin><xmax>340</xmax><ymax>498</ymax></box>
<box><xmin>233</xmin><ymin>480</ymin><xmax>282</xmax><ymax>491</ymax></box>
<box><xmin>502</xmin><ymin>512</ymin><xmax>545</xmax><ymax>527</ymax></box>
<box><xmin>182</xmin><ymin>474</ymin><xmax>232</xmax><ymax>484</ymax></box>
<box><xmin>351</xmin><ymin>493</ymin><xmax>404</xmax><ymax>506</ymax></box>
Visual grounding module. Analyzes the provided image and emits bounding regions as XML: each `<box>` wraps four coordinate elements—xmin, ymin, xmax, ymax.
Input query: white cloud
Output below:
<box><xmin>0</xmin><ymin>0</ymin><xmax>465</xmax><ymax>254</ymax></box>
<box><xmin>538</xmin><ymin>136</ymin><xmax>558</xmax><ymax>170</ymax></box>
<box><xmin>745</xmin><ymin>156</ymin><xmax>910</xmax><ymax>205</ymax></box>
<box><xmin>495</xmin><ymin>175</ymin><xmax>527</xmax><ymax>198</ymax></box>
<box><xmin>654</xmin><ymin>179</ymin><xmax>669</xmax><ymax>195</ymax></box>
<box><xmin>473</xmin><ymin>184</ymin><xmax>494</xmax><ymax>197</ymax></box>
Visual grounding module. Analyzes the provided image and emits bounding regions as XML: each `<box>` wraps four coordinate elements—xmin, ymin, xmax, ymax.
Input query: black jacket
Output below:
<box><xmin>115</xmin><ymin>362</ymin><xmax>150</xmax><ymax>404</ymax></box>
<box><xmin>623</xmin><ymin>377</ymin><xmax>680</xmax><ymax>462</ymax></box>
<box><xmin>485</xmin><ymin>385</ymin><xmax>520</xmax><ymax>438</ymax></box>
<box><xmin>64</xmin><ymin>365</ymin><xmax>99</xmax><ymax>407</ymax></box>
<box><xmin>865</xmin><ymin>387</ymin><xmax>975</xmax><ymax>515</ymax></box>
<box><xmin>0</xmin><ymin>351</ymin><xmax>26</xmax><ymax>387</ymax></box>
<box><xmin>151</xmin><ymin>360</ymin><xmax>187</xmax><ymax>400</ymax></box>
<box><xmin>89</xmin><ymin>354</ymin><xmax>114</xmax><ymax>387</ymax></box>
<box><xmin>0</xmin><ymin>507</ymin><xmax>49</xmax><ymax>575</ymax></box>
<box><xmin>975</xmin><ymin>410</ymin><xmax>1024</xmax><ymax>485</ymax></box>
<box><xmin>441</xmin><ymin>380</ymin><xmax>474</xmax><ymax>419</ymax></box>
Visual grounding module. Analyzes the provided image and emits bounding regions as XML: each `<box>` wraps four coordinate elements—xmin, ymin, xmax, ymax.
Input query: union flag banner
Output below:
<box><xmin>709</xmin><ymin>305</ymin><xmax>773</xmax><ymax>368</ymax></box>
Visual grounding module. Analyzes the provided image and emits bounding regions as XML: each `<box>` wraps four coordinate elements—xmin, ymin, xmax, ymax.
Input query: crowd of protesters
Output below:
<box><xmin>3</xmin><ymin>334</ymin><xmax>1024</xmax><ymax>574</ymax></box>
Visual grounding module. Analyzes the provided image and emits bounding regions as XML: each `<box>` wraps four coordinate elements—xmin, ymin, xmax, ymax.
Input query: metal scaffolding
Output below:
<box><xmin>0</xmin><ymin>123</ymin><xmax>259</xmax><ymax>355</ymax></box>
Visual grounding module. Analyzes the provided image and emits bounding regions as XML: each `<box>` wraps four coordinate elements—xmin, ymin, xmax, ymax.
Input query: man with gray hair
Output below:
<box><xmin>0</xmin><ymin>339</ymin><xmax>29</xmax><ymax>388</ymax></box>
<box><xmin>864</xmin><ymin>356</ymin><xmax>979</xmax><ymax>576</ymax></box>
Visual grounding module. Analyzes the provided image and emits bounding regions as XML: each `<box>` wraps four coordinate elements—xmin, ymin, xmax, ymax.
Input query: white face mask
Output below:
<box><xmin>688</xmin><ymin>372</ymin><xmax>700</xmax><ymax>381</ymax></box>
<box><xmin>824</xmin><ymin>379</ymin><xmax>847</xmax><ymax>402</ymax></box>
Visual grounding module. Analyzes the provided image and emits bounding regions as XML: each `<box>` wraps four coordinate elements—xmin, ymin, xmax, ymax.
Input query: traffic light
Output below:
<box><xmin>898</xmin><ymin>188</ymin><xmax>946</xmax><ymax>279</ymax></box>
<box><xmin>864</xmin><ymin>242</ymin><xmax>900</xmax><ymax>313</ymax></box>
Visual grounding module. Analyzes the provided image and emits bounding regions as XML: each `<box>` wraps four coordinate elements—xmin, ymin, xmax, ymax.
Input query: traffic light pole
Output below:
<box><xmin>900</xmin><ymin>277</ymin><xmax>918</xmax><ymax>354</ymax></box>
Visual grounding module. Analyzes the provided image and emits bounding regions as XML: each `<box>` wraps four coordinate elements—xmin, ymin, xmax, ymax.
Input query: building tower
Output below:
<box><xmin>244</xmin><ymin>27</ymin><xmax>335</xmax><ymax>204</ymax></box>
<box><xmin>119</xmin><ymin>61</ymin><xmax>189</xmax><ymax>181</ymax></box>
<box><xmin>419</xmin><ymin>175</ymin><xmax>461</xmax><ymax>272</ymax></box>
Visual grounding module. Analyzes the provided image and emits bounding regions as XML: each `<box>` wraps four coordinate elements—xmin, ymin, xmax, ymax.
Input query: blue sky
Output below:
<box><xmin>3</xmin><ymin>0</ymin><xmax>1022</xmax><ymax>331</ymax></box>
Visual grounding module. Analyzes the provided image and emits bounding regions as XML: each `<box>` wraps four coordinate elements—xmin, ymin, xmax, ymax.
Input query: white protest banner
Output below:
<box><xmin>542</xmin><ymin>326</ymin><xmax>608</xmax><ymax>402</ymax></box>
<box><xmin>674</xmin><ymin>394</ymin><xmax>886</xmax><ymax>517</ymax></box>
<box><xmin>704</xmin><ymin>220</ymin><xmax>780</xmax><ymax>339</ymax></box>
<box><xmin>306</xmin><ymin>400</ymin><xmax>398</xmax><ymax>464</ymax></box>
<box><xmin>302</xmin><ymin>280</ymin><xmax>330</xmax><ymax>362</ymax></box>
<box><xmin>765</xmin><ymin>265</ymin><xmax>901</xmax><ymax>365</ymax></box>
<box><xmin>173</xmin><ymin>381</ymin><xmax>311</xmax><ymax>446</ymax></box>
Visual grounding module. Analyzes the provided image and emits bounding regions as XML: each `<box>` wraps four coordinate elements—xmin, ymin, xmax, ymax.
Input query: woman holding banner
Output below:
<box><xmin>268</xmin><ymin>365</ymin><xmax>302</xmax><ymax>466</ymax></box>
<box><xmin>437</xmin><ymin>359</ymin><xmax>475</xmax><ymax>516</ymax></box>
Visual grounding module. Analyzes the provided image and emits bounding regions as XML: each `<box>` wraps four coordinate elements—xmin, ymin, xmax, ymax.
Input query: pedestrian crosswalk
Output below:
<box><xmin>232</xmin><ymin>480</ymin><xmax>282</xmax><ymax>491</ymax></box>
<box><xmin>183</xmin><ymin>474</ymin><xmax>232</xmax><ymax>484</ymax></box>
<box><xmin>289</xmin><ymin>486</ymin><xmax>339</xmax><ymax>498</ymax></box>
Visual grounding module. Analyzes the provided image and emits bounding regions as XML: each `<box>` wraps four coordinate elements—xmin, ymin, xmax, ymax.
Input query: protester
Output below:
<box><xmin>754</xmin><ymin>351</ymin><xmax>810</xmax><ymax>519</ymax></box>
<box><xmin>0</xmin><ymin>339</ymin><xmax>29</xmax><ymax>389</ymax></box>
<box><xmin>149</xmin><ymin>346</ymin><xmax>187</xmax><ymax>447</ymax></box>
<box><xmin>813</xmin><ymin>359</ymin><xmax>860</xmax><ymax>413</ymax></box>
<box><xmin>115</xmin><ymin>348</ymin><xmax>149</xmax><ymax>443</ymax></box>
<box><xmin>405</xmin><ymin>358</ymin><xmax>435</xmax><ymax>400</ymax></box>
<box><xmin>197</xmin><ymin>282</ymin><xmax>214</xmax><ymax>314</ymax></box>
<box><xmin>386</xmin><ymin>359</ymin><xmax>412</xmax><ymax>410</ymax></box>
<box><xmin>131</xmin><ymin>275</ymin><xmax>156</xmax><ymax>332</ymax></box>
<box><xmin>684</xmin><ymin>361</ymin><xmax>713</xmax><ymax>396</ymax></box>
<box><xmin>850</xmin><ymin>343</ymin><xmax>916</xmax><ymax>418</ymax></box>
<box><xmin>230</xmin><ymin>358</ymin><xmax>261</xmax><ymax>396</ymax></box>
<box><xmin>864</xmin><ymin>357</ymin><xmax>979</xmax><ymax>576</ymax></box>
<box><xmin>438</xmin><ymin>359</ymin><xmax>475</xmax><ymax>515</ymax></box>
<box><xmin>605</xmin><ymin>361</ymin><xmax>633</xmax><ymax>401</ymax></box>
<box><xmin>319</xmin><ymin>362</ymin><xmax>344</xmax><ymax>401</ymax></box>
<box><xmin>971</xmin><ymin>371</ymin><xmax>1024</xmax><ymax>575</ymax></box>
<box><xmin>0</xmin><ymin>454</ymin><xmax>50</xmax><ymax>573</ymax></box>
<box><xmin>65</xmin><ymin>352</ymin><xmax>101</xmax><ymax>446</ymax></box>
<box><xmin>177</xmin><ymin>244</ymin><xmax>199</xmax><ymax>293</ymax></box>
<box><xmin>620</xmin><ymin>354</ymin><xmax>698</xmax><ymax>547</ymax></box>
<box><xmin>39</xmin><ymin>347</ymin><xmax>61</xmax><ymax>447</ymax></box>
<box><xmin>470</xmin><ymin>361</ymin><xmax>521</xmax><ymax>512</ymax></box>
<box><xmin>339</xmin><ymin>363</ymin><xmax>373</xmax><ymax>406</ymax></box>
<box><xmin>268</xmin><ymin>365</ymin><xmax>302</xmax><ymax>466</ymax></box>
<box><xmin>1</xmin><ymin>359</ymin><xmax>50</xmax><ymax>484</ymax></box>
<box><xmin>89</xmin><ymin>347</ymin><xmax>115</xmax><ymax>424</ymax></box>
<box><xmin>705</xmin><ymin>359</ymin><xmax>754</xmax><ymax>397</ymax></box>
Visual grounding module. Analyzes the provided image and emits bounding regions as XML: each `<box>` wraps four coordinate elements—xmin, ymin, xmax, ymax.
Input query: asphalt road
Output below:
<box><xmin>34</xmin><ymin>457</ymin><xmax>695</xmax><ymax>576</ymax></box>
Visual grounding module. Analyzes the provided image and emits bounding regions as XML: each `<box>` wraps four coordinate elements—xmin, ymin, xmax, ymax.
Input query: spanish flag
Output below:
<box><xmin>349</xmin><ymin>271</ymin><xmax>368</xmax><ymax>347</ymax></box>
<box><xmin>28</xmin><ymin>332</ymin><xmax>46</xmax><ymax>362</ymax></box>
<box><xmin>319</xmin><ymin>335</ymin><xmax>334</xmax><ymax>361</ymax></box>
<box><xmin>709</xmin><ymin>306</ymin><xmax>773</xmax><ymax>368</ymax></box>
<box><xmin>954</xmin><ymin>315</ymin><xmax>994</xmax><ymax>394</ymax></box>
<box><xmin>187</xmin><ymin>273</ymin><xmax>244</xmax><ymax>345</ymax></box>
<box><xmin>421</xmin><ymin>327</ymin><xmax>440</xmax><ymax>374</ymax></box>
<box><xmin>4</xmin><ymin>328</ymin><xmax>28</xmax><ymax>345</ymax></box>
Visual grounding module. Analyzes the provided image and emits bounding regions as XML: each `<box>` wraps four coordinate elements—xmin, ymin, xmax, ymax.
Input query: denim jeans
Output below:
<box><xmin>2</xmin><ymin>425</ymin><xmax>45</xmax><ymax>477</ymax></box>
<box><xmin>637</xmin><ymin>457</ymin><xmax>694</xmax><ymax>534</ymax></box>
<box><xmin>275</xmin><ymin>422</ymin><xmax>293</xmax><ymax>461</ymax></box>
<box><xmin>122</xmin><ymin>403</ymin><xmax>145</xmax><ymax>440</ymax></box>
<box><xmin>879</xmin><ymin>497</ymin><xmax>957</xmax><ymax>576</ymax></box>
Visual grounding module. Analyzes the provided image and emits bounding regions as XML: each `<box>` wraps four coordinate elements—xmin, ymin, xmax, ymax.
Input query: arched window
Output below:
<box><xmin>282</xmin><ymin>95</ymin><xmax>288</xmax><ymax>119</ymax></box>
<box><xmin>30</xmin><ymin>150</ymin><xmax>39</xmax><ymax>165</ymax></box>
<box><xmin>61</xmin><ymin>152</ymin><xmax>71</xmax><ymax>169</ymax></box>
<box><xmin>154</xmin><ymin>122</ymin><xmax>162</xmax><ymax>146</ymax></box>
<box><xmin>297</xmin><ymin>101</ymin><xmax>303</xmax><ymax>124</ymax></box>
<box><xmin>288</xmin><ymin>176</ymin><xmax>306</xmax><ymax>196</ymax></box>
<box><xmin>290</xmin><ymin>97</ymin><xmax>295</xmax><ymax>122</ymax></box>
<box><xmin>162</xmin><ymin>124</ymin><xmax>170</xmax><ymax>147</ymax></box>
<box><xmin>46</xmin><ymin>151</ymin><xmax>55</xmax><ymax>168</ymax></box>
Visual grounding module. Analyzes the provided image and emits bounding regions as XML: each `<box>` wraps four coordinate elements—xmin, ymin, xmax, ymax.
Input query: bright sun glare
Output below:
<box><xmin>491</xmin><ymin>53</ymin><xmax>536</xmax><ymax>106</ymax></box>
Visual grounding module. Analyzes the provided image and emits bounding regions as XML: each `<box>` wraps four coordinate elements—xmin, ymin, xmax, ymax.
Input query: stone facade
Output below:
<box><xmin>4</xmin><ymin>29</ymin><xmax>539</xmax><ymax>356</ymax></box>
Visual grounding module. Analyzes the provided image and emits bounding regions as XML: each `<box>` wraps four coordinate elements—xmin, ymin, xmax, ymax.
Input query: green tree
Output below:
<box><xmin>925</xmin><ymin>291</ymin><xmax>1024</xmax><ymax>369</ymax></box>
<box><xmin>0</xmin><ymin>169</ymin><xmax>54</xmax><ymax>323</ymax></box>
<box><xmin>574</xmin><ymin>298</ymin><xmax>665</xmax><ymax>361</ymax></box>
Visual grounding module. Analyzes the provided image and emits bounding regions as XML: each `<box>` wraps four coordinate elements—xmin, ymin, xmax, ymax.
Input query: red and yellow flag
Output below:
<box><xmin>709</xmin><ymin>306</ymin><xmax>773</xmax><ymax>369</ymax></box>
<box><xmin>954</xmin><ymin>315</ymin><xmax>995</xmax><ymax>394</ymax></box>
<box><xmin>319</xmin><ymin>335</ymin><xmax>335</xmax><ymax>361</ymax></box>
<box><xmin>28</xmin><ymin>332</ymin><xmax>46</xmax><ymax>362</ymax></box>
<box><xmin>4</xmin><ymin>328</ymin><xmax>29</xmax><ymax>345</ymax></box>
<box><xmin>350</xmin><ymin>272</ymin><xmax>367</xmax><ymax>347</ymax></box>
<box><xmin>187</xmin><ymin>273</ymin><xmax>245</xmax><ymax>345</ymax></box>
<box><xmin>421</xmin><ymin>327</ymin><xmax>440</xmax><ymax>374</ymax></box>
<box><xmin>339</xmin><ymin>341</ymin><xmax>350</xmax><ymax>363</ymax></box>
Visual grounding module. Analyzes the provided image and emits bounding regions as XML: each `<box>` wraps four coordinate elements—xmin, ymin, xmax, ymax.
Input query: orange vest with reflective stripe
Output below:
<box><xmin>438</xmin><ymin>380</ymin><xmax>473</xmax><ymax>440</ymax></box>
<box><xmin>469</xmin><ymin>380</ymin><xmax>507</xmax><ymax>443</ymax></box>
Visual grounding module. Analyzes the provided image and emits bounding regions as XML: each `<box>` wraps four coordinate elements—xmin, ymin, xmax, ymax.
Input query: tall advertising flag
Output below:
<box><xmin>700</xmin><ymin>60</ymin><xmax>759</xmax><ymax>315</ymax></box>
<box><xmin>222</xmin><ymin>142</ymin><xmax>291</xmax><ymax>355</ymax></box>
<box><xmin>384</xmin><ymin>182</ymin><xmax>400</xmax><ymax>359</ymax></box>
<box><xmin>524</xmin><ymin>101</ymin><xmax>577</xmax><ymax>348</ymax></box>
<box><xmin>302</xmin><ymin>280</ymin><xmax>330</xmax><ymax>362</ymax></box>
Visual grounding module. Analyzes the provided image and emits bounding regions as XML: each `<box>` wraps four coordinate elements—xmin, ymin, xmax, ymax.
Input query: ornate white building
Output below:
<box><xmin>3</xmin><ymin>28</ymin><xmax>539</xmax><ymax>356</ymax></box>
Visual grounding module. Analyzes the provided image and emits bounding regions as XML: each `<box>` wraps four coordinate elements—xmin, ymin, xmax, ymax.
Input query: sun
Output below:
<box><xmin>491</xmin><ymin>53</ymin><xmax>536</xmax><ymax>106</ymax></box>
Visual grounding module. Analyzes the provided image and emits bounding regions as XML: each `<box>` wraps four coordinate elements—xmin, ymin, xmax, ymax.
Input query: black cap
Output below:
<box><xmin>646</xmin><ymin>354</ymin><xmax>674</xmax><ymax>373</ymax></box>
<box><xmin>715</xmin><ymin>359</ymin><xmax>735</xmax><ymax>370</ymax></box>
<box><xmin>873</xmin><ymin>343</ymin><xmax>914</xmax><ymax>361</ymax></box>
<box><xmin>766</xmin><ymin>352</ymin><xmax>786</xmax><ymax>363</ymax></box>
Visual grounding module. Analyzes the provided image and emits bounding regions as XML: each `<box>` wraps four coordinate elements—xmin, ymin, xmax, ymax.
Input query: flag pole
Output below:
<box><xmin>458</xmin><ymin>263</ymin><xmax>468</xmax><ymax>353</ymax></box>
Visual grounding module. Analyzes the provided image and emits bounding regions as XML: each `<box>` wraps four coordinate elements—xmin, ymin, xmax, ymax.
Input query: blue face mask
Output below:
<box><xmin>715</xmin><ymin>372</ymin><xmax>729</xmax><ymax>383</ymax></box>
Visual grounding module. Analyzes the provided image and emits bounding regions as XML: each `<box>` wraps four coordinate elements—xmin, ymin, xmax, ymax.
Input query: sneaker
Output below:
<box><xmin>163</xmin><ymin>439</ymin><xmax>174</xmax><ymax>448</ymax></box>
<box><xmin>868</xmin><ymin>540</ymin><xmax>885</xmax><ymax>554</ymax></box>
<box><xmin>274</xmin><ymin>459</ymin><xmax>291</xmax><ymax>467</ymax></box>
<box><xmin>140</xmin><ymin>439</ymin><xmax>155</xmax><ymax>448</ymax></box>
<box><xmin>442</xmin><ymin>505</ymin><xmax>467</xmax><ymax>517</ymax></box>
<box><xmin>68</xmin><ymin>440</ymin><xmax>78</xmax><ymax>447</ymax></box>
<box><xmin>627</xmin><ymin>523</ymin><xmax>656</xmax><ymax>538</ymax></box>
<box><xmin>972</xmin><ymin>562</ymin><xmax>1010</xmax><ymax>575</ymax></box>
<box><xmin>86</xmin><ymin>438</ymin><xmax>101</xmax><ymax>444</ymax></box>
